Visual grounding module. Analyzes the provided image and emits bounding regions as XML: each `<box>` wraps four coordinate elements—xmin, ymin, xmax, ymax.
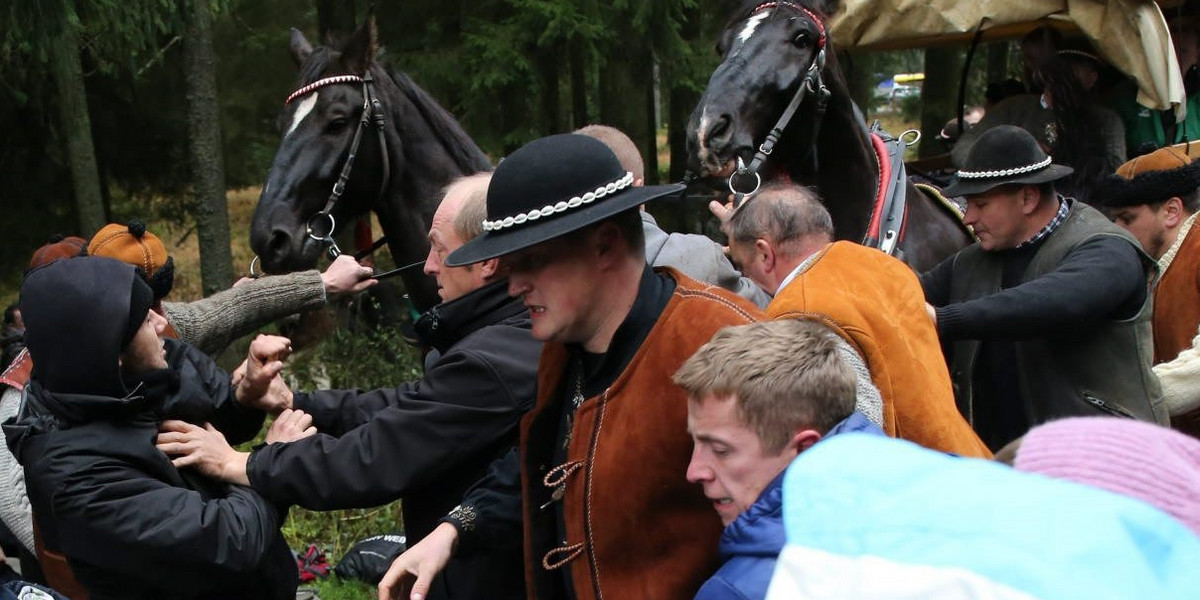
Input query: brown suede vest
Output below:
<box><xmin>1154</xmin><ymin>223</ymin><xmax>1200</xmax><ymax>364</ymax></box>
<box><xmin>769</xmin><ymin>242</ymin><xmax>990</xmax><ymax>458</ymax></box>
<box><xmin>519</xmin><ymin>269</ymin><xmax>762</xmax><ymax>600</ymax></box>
<box><xmin>948</xmin><ymin>202</ymin><xmax>1166</xmax><ymax>432</ymax></box>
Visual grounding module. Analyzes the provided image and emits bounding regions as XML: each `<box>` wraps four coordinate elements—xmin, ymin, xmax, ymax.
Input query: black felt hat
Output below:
<box><xmin>445</xmin><ymin>134</ymin><xmax>684</xmax><ymax>266</ymax></box>
<box><xmin>943</xmin><ymin>125</ymin><xmax>1074</xmax><ymax>197</ymax></box>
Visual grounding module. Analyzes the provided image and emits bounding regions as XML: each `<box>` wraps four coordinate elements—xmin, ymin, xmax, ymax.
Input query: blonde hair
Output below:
<box><xmin>574</xmin><ymin>124</ymin><xmax>645</xmax><ymax>182</ymax></box>
<box><xmin>673</xmin><ymin>319</ymin><xmax>856</xmax><ymax>452</ymax></box>
<box><xmin>444</xmin><ymin>172</ymin><xmax>493</xmax><ymax>242</ymax></box>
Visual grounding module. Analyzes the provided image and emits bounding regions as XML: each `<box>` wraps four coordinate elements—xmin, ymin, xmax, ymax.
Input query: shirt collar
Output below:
<box><xmin>1014</xmin><ymin>195</ymin><xmax>1070</xmax><ymax>250</ymax></box>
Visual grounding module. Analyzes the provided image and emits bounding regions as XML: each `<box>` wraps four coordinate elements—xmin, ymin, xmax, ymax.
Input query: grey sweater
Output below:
<box><xmin>164</xmin><ymin>270</ymin><xmax>326</xmax><ymax>356</ymax></box>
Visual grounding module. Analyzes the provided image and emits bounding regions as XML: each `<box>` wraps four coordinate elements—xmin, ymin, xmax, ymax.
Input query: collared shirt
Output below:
<box><xmin>775</xmin><ymin>248</ymin><xmax>825</xmax><ymax>295</ymax></box>
<box><xmin>1015</xmin><ymin>195</ymin><xmax>1071</xmax><ymax>250</ymax></box>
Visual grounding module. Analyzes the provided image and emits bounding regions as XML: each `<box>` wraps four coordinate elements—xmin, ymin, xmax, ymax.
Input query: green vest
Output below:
<box><xmin>947</xmin><ymin>202</ymin><xmax>1166</xmax><ymax>433</ymax></box>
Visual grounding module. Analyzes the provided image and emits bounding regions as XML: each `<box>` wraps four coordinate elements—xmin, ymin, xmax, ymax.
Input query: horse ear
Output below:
<box><xmin>811</xmin><ymin>0</ymin><xmax>842</xmax><ymax>17</ymax></box>
<box><xmin>341</xmin><ymin>16</ymin><xmax>378</xmax><ymax>75</ymax></box>
<box><xmin>290</xmin><ymin>28</ymin><xmax>313</xmax><ymax>68</ymax></box>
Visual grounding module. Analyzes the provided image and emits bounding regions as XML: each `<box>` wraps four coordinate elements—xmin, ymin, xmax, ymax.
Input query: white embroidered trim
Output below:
<box><xmin>956</xmin><ymin>156</ymin><xmax>1052</xmax><ymax>179</ymax></box>
<box><xmin>285</xmin><ymin>75</ymin><xmax>364</xmax><ymax>105</ymax></box>
<box><xmin>481</xmin><ymin>172</ymin><xmax>635</xmax><ymax>232</ymax></box>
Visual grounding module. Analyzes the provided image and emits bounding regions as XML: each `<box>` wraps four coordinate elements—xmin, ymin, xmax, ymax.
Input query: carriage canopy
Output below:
<box><xmin>830</xmin><ymin>0</ymin><xmax>1187</xmax><ymax>117</ymax></box>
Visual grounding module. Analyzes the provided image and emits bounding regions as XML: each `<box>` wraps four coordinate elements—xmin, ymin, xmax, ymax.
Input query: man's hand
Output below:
<box><xmin>266</xmin><ymin>409</ymin><xmax>317</xmax><ymax>444</ymax></box>
<box><xmin>925</xmin><ymin>302</ymin><xmax>938</xmax><ymax>326</ymax></box>
<box><xmin>156</xmin><ymin>420</ymin><xmax>250</xmax><ymax>486</ymax></box>
<box><xmin>235</xmin><ymin>334</ymin><xmax>294</xmax><ymax>414</ymax></box>
<box><xmin>709</xmin><ymin>195</ymin><xmax>736</xmax><ymax>245</ymax></box>
<box><xmin>378</xmin><ymin>522</ymin><xmax>459</xmax><ymax>600</ymax></box>
<box><xmin>322</xmin><ymin>255</ymin><xmax>378</xmax><ymax>296</ymax></box>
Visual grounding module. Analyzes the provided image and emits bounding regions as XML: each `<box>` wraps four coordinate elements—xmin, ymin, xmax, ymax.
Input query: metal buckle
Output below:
<box><xmin>728</xmin><ymin>156</ymin><xmax>762</xmax><ymax>197</ymax></box>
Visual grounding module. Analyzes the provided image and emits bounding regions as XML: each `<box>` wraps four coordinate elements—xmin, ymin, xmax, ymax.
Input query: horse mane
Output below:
<box><xmin>384</xmin><ymin>67</ymin><xmax>493</xmax><ymax>174</ymax></box>
<box><xmin>295</xmin><ymin>46</ymin><xmax>492</xmax><ymax>175</ymax></box>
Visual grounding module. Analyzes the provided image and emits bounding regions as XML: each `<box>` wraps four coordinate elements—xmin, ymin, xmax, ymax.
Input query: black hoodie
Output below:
<box><xmin>4</xmin><ymin>257</ymin><xmax>296</xmax><ymax>600</ymax></box>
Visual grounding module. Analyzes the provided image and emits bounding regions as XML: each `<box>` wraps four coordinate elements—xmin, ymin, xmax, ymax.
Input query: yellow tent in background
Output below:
<box><xmin>829</xmin><ymin>0</ymin><xmax>1186</xmax><ymax>117</ymax></box>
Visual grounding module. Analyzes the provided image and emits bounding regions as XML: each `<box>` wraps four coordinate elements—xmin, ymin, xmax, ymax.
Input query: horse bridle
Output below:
<box><xmin>726</xmin><ymin>1</ymin><xmax>831</xmax><ymax>207</ymax></box>
<box><xmin>249</xmin><ymin>72</ymin><xmax>394</xmax><ymax>277</ymax></box>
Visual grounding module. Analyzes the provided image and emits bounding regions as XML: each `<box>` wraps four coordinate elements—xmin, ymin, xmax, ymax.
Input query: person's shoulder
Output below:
<box><xmin>664</xmin><ymin>268</ymin><xmax>764</xmax><ymax>323</ymax></box>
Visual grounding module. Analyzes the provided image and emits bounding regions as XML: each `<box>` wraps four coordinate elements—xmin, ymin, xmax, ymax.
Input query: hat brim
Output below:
<box><xmin>445</xmin><ymin>183</ymin><xmax>685</xmax><ymax>266</ymax></box>
<box><xmin>942</xmin><ymin>164</ymin><xmax>1074</xmax><ymax>197</ymax></box>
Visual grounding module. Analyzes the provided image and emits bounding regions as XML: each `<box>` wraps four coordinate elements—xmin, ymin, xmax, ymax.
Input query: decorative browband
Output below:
<box><xmin>751</xmin><ymin>1</ymin><xmax>827</xmax><ymax>50</ymax></box>
<box><xmin>285</xmin><ymin>75</ymin><xmax>364</xmax><ymax>105</ymax></box>
<box><xmin>481</xmin><ymin>172</ymin><xmax>636</xmax><ymax>232</ymax></box>
<box><xmin>956</xmin><ymin>156</ymin><xmax>1052</xmax><ymax>179</ymax></box>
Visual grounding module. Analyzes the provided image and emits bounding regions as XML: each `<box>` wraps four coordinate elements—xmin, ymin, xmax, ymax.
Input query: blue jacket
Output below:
<box><xmin>694</xmin><ymin>412</ymin><xmax>882</xmax><ymax>600</ymax></box>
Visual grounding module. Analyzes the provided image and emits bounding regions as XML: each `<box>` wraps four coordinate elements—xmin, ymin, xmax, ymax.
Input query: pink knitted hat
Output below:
<box><xmin>1015</xmin><ymin>417</ymin><xmax>1200</xmax><ymax>537</ymax></box>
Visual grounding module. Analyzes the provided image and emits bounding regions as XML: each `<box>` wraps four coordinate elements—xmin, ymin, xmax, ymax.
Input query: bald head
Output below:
<box><xmin>575</xmin><ymin>124</ymin><xmax>645</xmax><ymax>184</ymax></box>
<box><xmin>727</xmin><ymin>184</ymin><xmax>834</xmax><ymax>294</ymax></box>
<box><xmin>730</xmin><ymin>184</ymin><xmax>833</xmax><ymax>255</ymax></box>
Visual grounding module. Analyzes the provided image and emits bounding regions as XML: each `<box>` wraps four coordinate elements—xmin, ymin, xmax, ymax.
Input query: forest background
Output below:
<box><xmin>0</xmin><ymin>0</ymin><xmax>1012</xmax><ymax>596</ymax></box>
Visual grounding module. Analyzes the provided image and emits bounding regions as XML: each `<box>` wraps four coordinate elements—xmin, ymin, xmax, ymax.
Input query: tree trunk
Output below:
<box><xmin>317</xmin><ymin>0</ymin><xmax>357</xmax><ymax>44</ymax></box>
<box><xmin>182</xmin><ymin>0</ymin><xmax>234</xmax><ymax>295</ymax></box>
<box><xmin>537</xmin><ymin>50</ymin><xmax>562</xmax><ymax>135</ymax></box>
<box><xmin>917</xmin><ymin>47</ymin><xmax>963</xmax><ymax>158</ymax></box>
<box><xmin>49</xmin><ymin>30</ymin><xmax>106</xmax><ymax>237</ymax></box>
<box><xmin>842</xmin><ymin>52</ymin><xmax>877</xmax><ymax>120</ymax></box>
<box><xmin>644</xmin><ymin>57</ymin><xmax>660</xmax><ymax>184</ymax></box>
<box><xmin>570</xmin><ymin>41</ymin><xmax>590</xmax><ymax>128</ymax></box>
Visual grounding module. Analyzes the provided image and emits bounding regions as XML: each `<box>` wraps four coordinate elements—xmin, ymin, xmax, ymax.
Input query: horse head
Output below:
<box><xmin>687</xmin><ymin>0</ymin><xmax>840</xmax><ymax>183</ymax></box>
<box><xmin>252</xmin><ymin>19</ymin><xmax>393</xmax><ymax>273</ymax></box>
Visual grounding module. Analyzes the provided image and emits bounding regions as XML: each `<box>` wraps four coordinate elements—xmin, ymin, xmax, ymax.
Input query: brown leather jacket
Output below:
<box><xmin>519</xmin><ymin>269</ymin><xmax>763</xmax><ymax>600</ymax></box>
<box><xmin>769</xmin><ymin>242</ymin><xmax>991</xmax><ymax>458</ymax></box>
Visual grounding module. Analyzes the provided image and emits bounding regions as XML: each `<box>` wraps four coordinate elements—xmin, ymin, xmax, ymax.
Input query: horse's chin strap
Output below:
<box><xmin>728</xmin><ymin>48</ymin><xmax>830</xmax><ymax>207</ymax></box>
<box><xmin>306</xmin><ymin>74</ymin><xmax>392</xmax><ymax>261</ymax></box>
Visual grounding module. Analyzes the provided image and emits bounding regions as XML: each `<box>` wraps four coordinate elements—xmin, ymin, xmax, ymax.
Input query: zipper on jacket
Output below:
<box><xmin>1082</xmin><ymin>392</ymin><xmax>1135</xmax><ymax>419</ymax></box>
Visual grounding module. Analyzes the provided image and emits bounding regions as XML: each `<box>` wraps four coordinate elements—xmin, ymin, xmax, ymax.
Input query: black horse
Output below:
<box><xmin>250</xmin><ymin>19</ymin><xmax>491</xmax><ymax>311</ymax></box>
<box><xmin>687</xmin><ymin>0</ymin><xmax>971</xmax><ymax>272</ymax></box>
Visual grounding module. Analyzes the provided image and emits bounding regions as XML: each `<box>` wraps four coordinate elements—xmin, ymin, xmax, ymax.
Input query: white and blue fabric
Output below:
<box><xmin>765</xmin><ymin>434</ymin><xmax>1200</xmax><ymax>600</ymax></box>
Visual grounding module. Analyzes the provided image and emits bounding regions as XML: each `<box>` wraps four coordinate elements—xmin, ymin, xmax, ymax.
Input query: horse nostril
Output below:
<box><xmin>267</xmin><ymin>228</ymin><xmax>292</xmax><ymax>257</ymax></box>
<box><xmin>707</xmin><ymin>115</ymin><xmax>734</xmax><ymax>150</ymax></box>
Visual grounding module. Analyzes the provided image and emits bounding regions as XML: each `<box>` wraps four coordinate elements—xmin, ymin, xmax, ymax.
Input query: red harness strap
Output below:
<box><xmin>866</xmin><ymin>132</ymin><xmax>891</xmax><ymax>242</ymax></box>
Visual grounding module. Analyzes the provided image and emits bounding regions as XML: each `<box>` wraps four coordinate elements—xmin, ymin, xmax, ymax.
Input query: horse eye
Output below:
<box><xmin>325</xmin><ymin>118</ymin><xmax>349</xmax><ymax>133</ymax></box>
<box><xmin>793</xmin><ymin>32</ymin><xmax>811</xmax><ymax>47</ymax></box>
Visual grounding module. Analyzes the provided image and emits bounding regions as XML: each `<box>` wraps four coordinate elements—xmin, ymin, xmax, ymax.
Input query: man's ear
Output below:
<box><xmin>1162</xmin><ymin>197</ymin><xmax>1185</xmax><ymax>228</ymax></box>
<box><xmin>479</xmin><ymin>257</ymin><xmax>500</xmax><ymax>279</ymax></box>
<box><xmin>1020</xmin><ymin>185</ymin><xmax>1043</xmax><ymax>215</ymax></box>
<box><xmin>788</xmin><ymin>429</ymin><xmax>823</xmax><ymax>456</ymax></box>
<box><xmin>754</xmin><ymin>238</ymin><xmax>775</xmax><ymax>272</ymax></box>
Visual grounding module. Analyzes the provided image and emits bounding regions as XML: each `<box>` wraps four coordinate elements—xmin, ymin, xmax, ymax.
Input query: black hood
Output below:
<box><xmin>21</xmin><ymin>256</ymin><xmax>146</xmax><ymax>398</ymax></box>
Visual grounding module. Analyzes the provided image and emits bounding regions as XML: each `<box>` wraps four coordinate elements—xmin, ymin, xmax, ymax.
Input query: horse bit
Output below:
<box><xmin>250</xmin><ymin>73</ymin><xmax>414</xmax><ymax>279</ymax></box>
<box><xmin>726</xmin><ymin>1</ymin><xmax>831</xmax><ymax>208</ymax></box>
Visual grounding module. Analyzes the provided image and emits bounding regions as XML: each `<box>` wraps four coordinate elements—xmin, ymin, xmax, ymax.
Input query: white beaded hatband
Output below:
<box><xmin>481</xmin><ymin>172</ymin><xmax>636</xmax><ymax>232</ymax></box>
<box><xmin>956</xmin><ymin>156</ymin><xmax>1052</xmax><ymax>180</ymax></box>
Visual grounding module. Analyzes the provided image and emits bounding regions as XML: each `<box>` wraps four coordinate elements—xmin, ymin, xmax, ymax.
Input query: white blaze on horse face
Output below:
<box><xmin>737</xmin><ymin>12</ymin><xmax>770</xmax><ymax>46</ymax></box>
<box><xmin>286</xmin><ymin>93</ymin><xmax>319</xmax><ymax>138</ymax></box>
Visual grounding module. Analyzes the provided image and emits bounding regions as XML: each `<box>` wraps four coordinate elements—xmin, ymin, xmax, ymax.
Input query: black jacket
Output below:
<box><xmin>246</xmin><ymin>279</ymin><xmax>539</xmax><ymax>600</ymax></box>
<box><xmin>4</xmin><ymin>257</ymin><xmax>295</xmax><ymax>600</ymax></box>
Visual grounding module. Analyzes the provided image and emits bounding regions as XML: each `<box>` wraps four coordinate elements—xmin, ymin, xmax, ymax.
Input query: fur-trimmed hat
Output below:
<box><xmin>1097</xmin><ymin>146</ymin><xmax>1200</xmax><ymax>209</ymax></box>
<box><xmin>87</xmin><ymin>220</ymin><xmax>175</xmax><ymax>301</ymax></box>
